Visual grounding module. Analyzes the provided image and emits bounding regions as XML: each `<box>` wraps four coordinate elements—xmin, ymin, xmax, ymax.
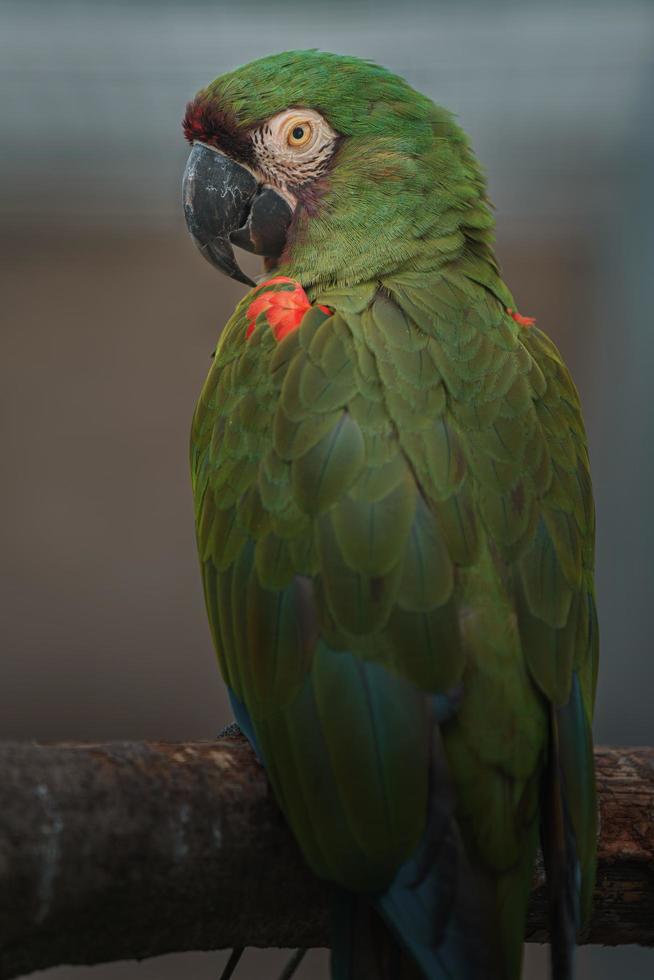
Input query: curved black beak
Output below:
<box><xmin>182</xmin><ymin>143</ymin><xmax>292</xmax><ymax>286</ymax></box>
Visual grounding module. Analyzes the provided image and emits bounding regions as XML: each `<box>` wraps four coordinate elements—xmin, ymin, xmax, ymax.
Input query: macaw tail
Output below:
<box><xmin>330</xmin><ymin>727</ymin><xmax>504</xmax><ymax>980</ymax></box>
<box><xmin>541</xmin><ymin>672</ymin><xmax>597</xmax><ymax>980</ymax></box>
<box><xmin>331</xmin><ymin>893</ymin><xmax>425</xmax><ymax>980</ymax></box>
<box><xmin>330</xmin><ymin>834</ymin><xmax>501</xmax><ymax>980</ymax></box>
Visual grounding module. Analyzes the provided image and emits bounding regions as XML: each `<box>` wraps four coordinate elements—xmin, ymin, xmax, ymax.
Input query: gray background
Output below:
<box><xmin>1</xmin><ymin>0</ymin><xmax>653</xmax><ymax>976</ymax></box>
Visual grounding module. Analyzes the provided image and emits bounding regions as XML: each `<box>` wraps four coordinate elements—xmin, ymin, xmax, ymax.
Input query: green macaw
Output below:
<box><xmin>182</xmin><ymin>51</ymin><xmax>598</xmax><ymax>980</ymax></box>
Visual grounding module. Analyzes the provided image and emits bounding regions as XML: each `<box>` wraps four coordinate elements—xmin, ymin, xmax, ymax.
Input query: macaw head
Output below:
<box><xmin>182</xmin><ymin>50</ymin><xmax>493</xmax><ymax>290</ymax></box>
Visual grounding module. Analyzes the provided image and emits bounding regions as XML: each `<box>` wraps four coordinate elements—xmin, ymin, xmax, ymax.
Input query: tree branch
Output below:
<box><xmin>0</xmin><ymin>738</ymin><xmax>652</xmax><ymax>978</ymax></box>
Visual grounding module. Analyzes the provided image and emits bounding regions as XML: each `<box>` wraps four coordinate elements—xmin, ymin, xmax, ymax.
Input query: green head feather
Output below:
<box><xmin>191</xmin><ymin>50</ymin><xmax>496</xmax><ymax>289</ymax></box>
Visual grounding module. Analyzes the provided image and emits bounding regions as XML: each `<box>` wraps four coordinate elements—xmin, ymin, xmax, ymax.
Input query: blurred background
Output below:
<box><xmin>1</xmin><ymin>0</ymin><xmax>653</xmax><ymax>977</ymax></box>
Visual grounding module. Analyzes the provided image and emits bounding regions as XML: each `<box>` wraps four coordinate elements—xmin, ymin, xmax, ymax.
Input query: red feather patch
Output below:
<box><xmin>182</xmin><ymin>96</ymin><xmax>256</xmax><ymax>166</ymax></box>
<box><xmin>506</xmin><ymin>307</ymin><xmax>536</xmax><ymax>328</ymax></box>
<box><xmin>246</xmin><ymin>277</ymin><xmax>331</xmax><ymax>342</ymax></box>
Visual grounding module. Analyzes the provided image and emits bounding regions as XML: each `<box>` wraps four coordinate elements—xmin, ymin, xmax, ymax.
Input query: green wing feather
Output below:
<box><xmin>192</xmin><ymin>270</ymin><xmax>597</xmax><ymax>976</ymax></box>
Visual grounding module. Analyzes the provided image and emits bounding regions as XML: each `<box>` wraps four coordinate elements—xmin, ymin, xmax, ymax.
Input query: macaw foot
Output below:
<box><xmin>276</xmin><ymin>948</ymin><xmax>307</xmax><ymax>979</ymax></box>
<box><xmin>216</xmin><ymin>721</ymin><xmax>242</xmax><ymax>739</ymax></box>
<box><xmin>217</xmin><ymin>947</ymin><xmax>306</xmax><ymax>980</ymax></box>
<box><xmin>218</xmin><ymin>947</ymin><xmax>244</xmax><ymax>980</ymax></box>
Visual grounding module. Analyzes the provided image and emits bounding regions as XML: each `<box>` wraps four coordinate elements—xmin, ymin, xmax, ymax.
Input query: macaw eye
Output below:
<box><xmin>287</xmin><ymin>121</ymin><xmax>313</xmax><ymax>148</ymax></box>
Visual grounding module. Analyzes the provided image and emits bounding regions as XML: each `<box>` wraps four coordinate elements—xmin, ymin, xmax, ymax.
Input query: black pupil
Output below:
<box><xmin>292</xmin><ymin>126</ymin><xmax>305</xmax><ymax>141</ymax></box>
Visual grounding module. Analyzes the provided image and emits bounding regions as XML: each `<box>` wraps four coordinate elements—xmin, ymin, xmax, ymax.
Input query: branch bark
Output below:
<box><xmin>0</xmin><ymin>737</ymin><xmax>652</xmax><ymax>978</ymax></box>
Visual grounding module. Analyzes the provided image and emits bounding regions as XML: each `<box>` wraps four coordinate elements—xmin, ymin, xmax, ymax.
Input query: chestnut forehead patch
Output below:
<box><xmin>182</xmin><ymin>96</ymin><xmax>256</xmax><ymax>167</ymax></box>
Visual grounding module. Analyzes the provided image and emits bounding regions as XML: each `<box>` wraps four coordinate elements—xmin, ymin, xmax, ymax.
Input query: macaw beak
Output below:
<box><xmin>182</xmin><ymin>142</ymin><xmax>293</xmax><ymax>286</ymax></box>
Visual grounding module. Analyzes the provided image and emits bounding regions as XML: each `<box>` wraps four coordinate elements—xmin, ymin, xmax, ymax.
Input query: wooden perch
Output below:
<box><xmin>0</xmin><ymin>737</ymin><xmax>652</xmax><ymax>979</ymax></box>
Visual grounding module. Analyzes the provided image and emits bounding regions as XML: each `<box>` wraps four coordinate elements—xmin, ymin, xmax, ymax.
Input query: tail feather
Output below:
<box><xmin>377</xmin><ymin>712</ymin><xmax>502</xmax><ymax>980</ymax></box>
<box><xmin>331</xmin><ymin>893</ymin><xmax>424</xmax><ymax>980</ymax></box>
<box><xmin>331</xmin><ymin>716</ymin><xmax>501</xmax><ymax>980</ymax></box>
<box><xmin>376</xmin><ymin>825</ymin><xmax>501</xmax><ymax>980</ymax></box>
<box><xmin>541</xmin><ymin>713</ymin><xmax>579</xmax><ymax>980</ymax></box>
<box><xmin>541</xmin><ymin>671</ymin><xmax>597</xmax><ymax>980</ymax></box>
